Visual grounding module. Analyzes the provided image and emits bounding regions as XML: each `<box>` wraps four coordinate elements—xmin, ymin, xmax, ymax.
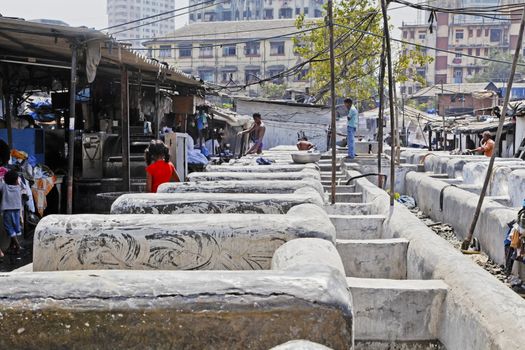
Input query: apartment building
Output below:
<box><xmin>188</xmin><ymin>0</ymin><xmax>325</xmax><ymax>22</ymax></box>
<box><xmin>400</xmin><ymin>0</ymin><xmax>525</xmax><ymax>95</ymax></box>
<box><xmin>107</xmin><ymin>0</ymin><xmax>176</xmax><ymax>45</ymax></box>
<box><xmin>143</xmin><ymin>19</ymin><xmax>312</xmax><ymax>97</ymax></box>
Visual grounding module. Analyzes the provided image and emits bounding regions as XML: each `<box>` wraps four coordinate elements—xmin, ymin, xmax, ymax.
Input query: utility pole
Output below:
<box><xmin>441</xmin><ymin>82</ymin><xmax>446</xmax><ymax>150</ymax></box>
<box><xmin>328</xmin><ymin>0</ymin><xmax>337</xmax><ymax>205</ymax></box>
<box><xmin>377</xmin><ymin>38</ymin><xmax>386</xmax><ymax>188</ymax></box>
<box><xmin>381</xmin><ymin>0</ymin><xmax>396</xmax><ymax>206</ymax></box>
<box><xmin>462</xmin><ymin>5</ymin><xmax>525</xmax><ymax>250</ymax></box>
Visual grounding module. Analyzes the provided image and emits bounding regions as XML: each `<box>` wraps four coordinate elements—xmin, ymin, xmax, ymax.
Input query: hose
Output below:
<box><xmin>346</xmin><ymin>173</ymin><xmax>388</xmax><ymax>189</ymax></box>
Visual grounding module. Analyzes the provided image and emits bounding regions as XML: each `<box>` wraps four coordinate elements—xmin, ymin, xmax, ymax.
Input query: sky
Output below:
<box><xmin>0</xmin><ymin>0</ymin><xmax>419</xmax><ymax>38</ymax></box>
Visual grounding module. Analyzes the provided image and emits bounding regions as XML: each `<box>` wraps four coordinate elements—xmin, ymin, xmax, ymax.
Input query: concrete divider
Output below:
<box><xmin>272</xmin><ymin>238</ymin><xmax>345</xmax><ymax>276</ymax></box>
<box><xmin>329</xmin><ymin>215</ymin><xmax>385</xmax><ymax>240</ymax></box>
<box><xmin>34</xmin><ymin>204</ymin><xmax>335</xmax><ymax>271</ymax></box>
<box><xmin>206</xmin><ymin>164</ymin><xmax>318</xmax><ymax>172</ymax></box>
<box><xmin>111</xmin><ymin>189</ymin><xmax>324</xmax><ymax>215</ymax></box>
<box><xmin>336</xmin><ymin>238</ymin><xmax>408</xmax><ymax>279</ymax></box>
<box><xmin>0</xmin><ymin>268</ymin><xmax>352</xmax><ymax>349</ymax></box>
<box><xmin>188</xmin><ymin>169</ymin><xmax>321</xmax><ymax>181</ymax></box>
<box><xmin>347</xmin><ymin>277</ymin><xmax>447</xmax><ymax>342</ymax></box>
<box><xmin>350</xmin><ymin>169</ymin><xmax>525</xmax><ymax>350</ymax></box>
<box><xmin>158</xmin><ymin>179</ymin><xmax>324</xmax><ymax>197</ymax></box>
<box><xmin>323</xmin><ymin>203</ymin><xmax>372</xmax><ymax>215</ymax></box>
<box><xmin>405</xmin><ymin>171</ymin><xmax>516</xmax><ymax>264</ymax></box>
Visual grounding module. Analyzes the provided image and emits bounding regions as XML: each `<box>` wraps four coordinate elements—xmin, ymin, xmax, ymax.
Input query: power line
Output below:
<box><xmin>109</xmin><ymin>0</ymin><xmax>229</xmax><ymax>36</ymax></box>
<box><xmin>102</xmin><ymin>0</ymin><xmax>215</xmax><ymax>31</ymax></box>
<box><xmin>333</xmin><ymin>22</ymin><xmax>525</xmax><ymax>68</ymax></box>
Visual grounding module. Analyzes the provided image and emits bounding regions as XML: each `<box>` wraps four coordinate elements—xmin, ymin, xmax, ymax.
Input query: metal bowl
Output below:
<box><xmin>291</xmin><ymin>152</ymin><xmax>321</xmax><ymax>164</ymax></box>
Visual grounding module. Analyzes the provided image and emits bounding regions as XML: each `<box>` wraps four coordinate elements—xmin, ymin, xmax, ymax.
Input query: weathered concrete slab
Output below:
<box><xmin>270</xmin><ymin>340</ymin><xmax>333</xmax><ymax>350</ymax></box>
<box><xmin>206</xmin><ymin>164</ymin><xmax>318</xmax><ymax>173</ymax></box>
<box><xmin>347</xmin><ymin>277</ymin><xmax>447</xmax><ymax>341</ymax></box>
<box><xmin>34</xmin><ymin>204</ymin><xmax>335</xmax><ymax>271</ymax></box>
<box><xmin>188</xmin><ymin>169</ymin><xmax>320</xmax><ymax>181</ymax></box>
<box><xmin>323</xmin><ymin>203</ymin><xmax>372</xmax><ymax>216</ymax></box>
<box><xmin>158</xmin><ymin>179</ymin><xmax>324</xmax><ymax>197</ymax></box>
<box><xmin>336</xmin><ymin>238</ymin><xmax>408</xmax><ymax>279</ymax></box>
<box><xmin>111</xmin><ymin>190</ymin><xmax>324</xmax><ymax>215</ymax></box>
<box><xmin>0</xmin><ymin>268</ymin><xmax>352</xmax><ymax>350</ymax></box>
<box><xmin>328</xmin><ymin>193</ymin><xmax>363</xmax><ymax>203</ymax></box>
<box><xmin>272</xmin><ymin>238</ymin><xmax>345</xmax><ymax>276</ymax></box>
<box><xmin>329</xmin><ymin>215</ymin><xmax>385</xmax><ymax>240</ymax></box>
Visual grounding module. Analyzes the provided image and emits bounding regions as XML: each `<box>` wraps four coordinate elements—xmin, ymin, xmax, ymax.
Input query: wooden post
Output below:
<box><xmin>463</xmin><ymin>5</ymin><xmax>525</xmax><ymax>249</ymax></box>
<box><xmin>121</xmin><ymin>66</ymin><xmax>130</xmax><ymax>192</ymax></box>
<box><xmin>66</xmin><ymin>45</ymin><xmax>78</xmax><ymax>215</ymax></box>
<box><xmin>380</xmin><ymin>0</ymin><xmax>396</xmax><ymax>206</ymax></box>
<box><xmin>154</xmin><ymin>80</ymin><xmax>161</xmax><ymax>139</ymax></box>
<box><xmin>328</xmin><ymin>0</ymin><xmax>337</xmax><ymax>205</ymax></box>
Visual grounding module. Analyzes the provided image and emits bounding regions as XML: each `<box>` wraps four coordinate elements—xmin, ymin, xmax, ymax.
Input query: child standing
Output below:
<box><xmin>0</xmin><ymin>170</ymin><xmax>23</xmax><ymax>255</ymax></box>
<box><xmin>144</xmin><ymin>140</ymin><xmax>180</xmax><ymax>193</ymax></box>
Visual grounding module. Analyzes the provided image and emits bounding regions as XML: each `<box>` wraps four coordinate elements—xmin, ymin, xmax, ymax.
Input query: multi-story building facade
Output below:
<box><xmin>400</xmin><ymin>0</ymin><xmax>525</xmax><ymax>95</ymax></box>
<box><xmin>188</xmin><ymin>0</ymin><xmax>325</xmax><ymax>22</ymax></box>
<box><xmin>107</xmin><ymin>0</ymin><xmax>176</xmax><ymax>45</ymax></box>
<box><xmin>143</xmin><ymin>19</ymin><xmax>312</xmax><ymax>97</ymax></box>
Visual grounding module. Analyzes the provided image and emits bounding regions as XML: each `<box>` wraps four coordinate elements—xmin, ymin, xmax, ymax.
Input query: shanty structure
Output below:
<box><xmin>0</xmin><ymin>17</ymin><xmax>203</xmax><ymax>213</ymax></box>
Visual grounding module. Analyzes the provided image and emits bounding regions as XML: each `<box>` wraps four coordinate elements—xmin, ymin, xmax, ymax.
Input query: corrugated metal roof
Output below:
<box><xmin>0</xmin><ymin>17</ymin><xmax>202</xmax><ymax>88</ymax></box>
<box><xmin>410</xmin><ymin>83</ymin><xmax>494</xmax><ymax>98</ymax></box>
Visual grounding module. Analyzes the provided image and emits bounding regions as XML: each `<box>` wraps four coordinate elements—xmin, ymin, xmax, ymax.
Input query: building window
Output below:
<box><xmin>485</xmin><ymin>29</ymin><xmax>489</xmax><ymax>36</ymax></box>
<box><xmin>159</xmin><ymin>45</ymin><xmax>172</xmax><ymax>58</ymax></box>
<box><xmin>198</xmin><ymin>70</ymin><xmax>214</xmax><ymax>82</ymax></box>
<box><xmin>455</xmin><ymin>49</ymin><xmax>462</xmax><ymax>58</ymax></box>
<box><xmin>476</xmin><ymin>48</ymin><xmax>481</xmax><ymax>56</ymax></box>
<box><xmin>410</xmin><ymin>31</ymin><xmax>415</xmax><ymax>39</ymax></box>
<box><xmin>245</xmin><ymin>68</ymin><xmax>260</xmax><ymax>83</ymax></box>
<box><xmin>490</xmin><ymin>29</ymin><xmax>502</xmax><ymax>42</ymax></box>
<box><xmin>468</xmin><ymin>48</ymin><xmax>472</xmax><ymax>55</ymax></box>
<box><xmin>403</xmin><ymin>31</ymin><xmax>408</xmax><ymax>39</ymax></box>
<box><xmin>304</xmin><ymin>7</ymin><xmax>309</xmax><ymax>15</ymax></box>
<box><xmin>264</xmin><ymin>9</ymin><xmax>273</xmax><ymax>19</ymax></box>
<box><xmin>179</xmin><ymin>44</ymin><xmax>192</xmax><ymax>58</ymax></box>
<box><xmin>468</xmin><ymin>29</ymin><xmax>473</xmax><ymax>37</ymax></box>
<box><xmin>270</xmin><ymin>41</ymin><xmax>285</xmax><ymax>56</ymax></box>
<box><xmin>416</xmin><ymin>68</ymin><xmax>426</xmax><ymax>78</ymax></box>
<box><xmin>408</xmin><ymin>87</ymin><xmax>413</xmax><ymax>95</ymax></box>
<box><xmin>279</xmin><ymin>7</ymin><xmax>293</xmax><ymax>18</ymax></box>
<box><xmin>418</xmin><ymin>31</ymin><xmax>426</xmax><ymax>40</ymax></box>
<box><xmin>223</xmin><ymin>45</ymin><xmax>236</xmax><ymax>56</ymax></box>
<box><xmin>200</xmin><ymin>44</ymin><xmax>213</xmax><ymax>58</ymax></box>
<box><xmin>221</xmin><ymin>72</ymin><xmax>234</xmax><ymax>82</ymax></box>
<box><xmin>222</xmin><ymin>11</ymin><xmax>232</xmax><ymax>20</ymax></box>
<box><xmin>455</xmin><ymin>30</ymin><xmax>464</xmax><ymax>40</ymax></box>
<box><xmin>314</xmin><ymin>9</ymin><xmax>322</xmax><ymax>17</ymax></box>
<box><xmin>267</xmin><ymin>67</ymin><xmax>285</xmax><ymax>84</ymax></box>
<box><xmin>484</xmin><ymin>48</ymin><xmax>489</xmax><ymax>56</ymax></box>
<box><xmin>477</xmin><ymin>28</ymin><xmax>482</xmax><ymax>37</ymax></box>
<box><xmin>204</xmin><ymin>12</ymin><xmax>216</xmax><ymax>21</ymax></box>
<box><xmin>295</xmin><ymin>69</ymin><xmax>308</xmax><ymax>81</ymax></box>
<box><xmin>454</xmin><ymin>68</ymin><xmax>463</xmax><ymax>84</ymax></box>
<box><xmin>245</xmin><ymin>41</ymin><xmax>260</xmax><ymax>56</ymax></box>
<box><xmin>467</xmin><ymin>68</ymin><xmax>473</xmax><ymax>75</ymax></box>
<box><xmin>295</xmin><ymin>7</ymin><xmax>301</xmax><ymax>15</ymax></box>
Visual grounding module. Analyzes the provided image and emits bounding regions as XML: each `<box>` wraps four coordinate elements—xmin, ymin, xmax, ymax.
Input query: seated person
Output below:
<box><xmin>296</xmin><ymin>137</ymin><xmax>315</xmax><ymax>151</ymax></box>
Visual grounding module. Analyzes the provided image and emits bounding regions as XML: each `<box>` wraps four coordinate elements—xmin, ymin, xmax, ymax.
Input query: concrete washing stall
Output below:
<box><xmin>347</xmin><ymin>167</ymin><xmax>525</xmax><ymax>350</ymax></box>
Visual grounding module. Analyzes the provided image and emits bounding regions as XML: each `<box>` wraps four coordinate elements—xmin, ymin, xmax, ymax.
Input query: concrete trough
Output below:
<box><xmin>336</xmin><ymin>238</ymin><xmax>409</xmax><ymax>279</ymax></box>
<box><xmin>330</xmin><ymin>193</ymin><xmax>363</xmax><ymax>203</ymax></box>
<box><xmin>323</xmin><ymin>185</ymin><xmax>355</xmax><ymax>194</ymax></box>
<box><xmin>347</xmin><ymin>277</ymin><xmax>447</xmax><ymax>342</ymax></box>
<box><xmin>329</xmin><ymin>214</ymin><xmax>385</xmax><ymax>239</ymax></box>
<box><xmin>111</xmin><ymin>189</ymin><xmax>324</xmax><ymax>215</ymax></box>
<box><xmin>0</xmin><ymin>269</ymin><xmax>353</xmax><ymax>350</ymax></box>
<box><xmin>188</xmin><ymin>169</ymin><xmax>321</xmax><ymax>182</ymax></box>
<box><xmin>158</xmin><ymin>179</ymin><xmax>324</xmax><ymax>197</ymax></box>
<box><xmin>34</xmin><ymin>204</ymin><xmax>335</xmax><ymax>271</ymax></box>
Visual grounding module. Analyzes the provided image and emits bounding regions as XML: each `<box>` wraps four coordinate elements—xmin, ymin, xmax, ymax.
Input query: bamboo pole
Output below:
<box><xmin>328</xmin><ymin>0</ymin><xmax>337</xmax><ymax>205</ymax></box>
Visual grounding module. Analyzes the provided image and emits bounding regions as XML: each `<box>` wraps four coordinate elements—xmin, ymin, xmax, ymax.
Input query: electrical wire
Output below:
<box><xmin>102</xmin><ymin>0</ymin><xmax>216</xmax><ymax>31</ymax></box>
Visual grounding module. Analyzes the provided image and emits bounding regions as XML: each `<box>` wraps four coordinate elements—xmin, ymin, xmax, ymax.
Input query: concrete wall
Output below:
<box><xmin>0</xmin><ymin>268</ymin><xmax>352</xmax><ymax>349</ymax></box>
<box><xmin>34</xmin><ymin>205</ymin><xmax>335</xmax><ymax>271</ymax></box>
<box><xmin>187</xmin><ymin>169</ymin><xmax>321</xmax><ymax>181</ymax></box>
<box><xmin>350</xmin><ymin>170</ymin><xmax>525</xmax><ymax>350</ymax></box>
<box><xmin>111</xmin><ymin>190</ymin><xmax>324</xmax><ymax>214</ymax></box>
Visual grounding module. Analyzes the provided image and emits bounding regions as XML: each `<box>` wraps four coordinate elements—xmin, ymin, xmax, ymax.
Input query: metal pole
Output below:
<box><xmin>377</xmin><ymin>38</ymin><xmax>386</xmax><ymax>188</ymax></box>
<box><xmin>121</xmin><ymin>66</ymin><xmax>130</xmax><ymax>192</ymax></box>
<box><xmin>441</xmin><ymin>82</ymin><xmax>446</xmax><ymax>150</ymax></box>
<box><xmin>328</xmin><ymin>0</ymin><xmax>337</xmax><ymax>205</ymax></box>
<box><xmin>463</xmin><ymin>5</ymin><xmax>525</xmax><ymax>250</ymax></box>
<box><xmin>66</xmin><ymin>45</ymin><xmax>78</xmax><ymax>214</ymax></box>
<box><xmin>2</xmin><ymin>65</ymin><xmax>13</xmax><ymax>149</ymax></box>
<box><xmin>380</xmin><ymin>0</ymin><xmax>396</xmax><ymax>206</ymax></box>
<box><xmin>154</xmin><ymin>80</ymin><xmax>161</xmax><ymax>138</ymax></box>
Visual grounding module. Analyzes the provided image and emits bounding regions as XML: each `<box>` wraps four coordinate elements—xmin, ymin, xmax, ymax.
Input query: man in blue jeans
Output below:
<box><xmin>344</xmin><ymin>98</ymin><xmax>358</xmax><ymax>159</ymax></box>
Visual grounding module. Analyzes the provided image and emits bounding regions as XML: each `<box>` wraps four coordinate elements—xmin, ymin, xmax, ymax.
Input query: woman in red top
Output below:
<box><xmin>144</xmin><ymin>140</ymin><xmax>180</xmax><ymax>193</ymax></box>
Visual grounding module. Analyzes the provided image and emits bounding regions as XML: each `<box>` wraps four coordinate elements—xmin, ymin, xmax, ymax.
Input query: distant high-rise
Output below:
<box><xmin>107</xmin><ymin>0</ymin><xmax>176</xmax><ymax>45</ymax></box>
<box><xmin>188</xmin><ymin>0</ymin><xmax>325</xmax><ymax>22</ymax></box>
